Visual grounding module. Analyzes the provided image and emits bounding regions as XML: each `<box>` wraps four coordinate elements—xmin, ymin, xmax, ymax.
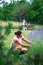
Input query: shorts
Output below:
<box><xmin>10</xmin><ymin>44</ymin><xmax>27</xmax><ymax>55</ymax></box>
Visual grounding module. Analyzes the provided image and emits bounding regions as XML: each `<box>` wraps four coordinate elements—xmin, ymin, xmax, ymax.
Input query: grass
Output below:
<box><xmin>0</xmin><ymin>23</ymin><xmax>43</xmax><ymax>65</ymax></box>
<box><xmin>2</xmin><ymin>29</ymin><xmax>32</xmax><ymax>65</ymax></box>
<box><xmin>3</xmin><ymin>30</ymin><xmax>31</xmax><ymax>48</ymax></box>
<box><xmin>0</xmin><ymin>21</ymin><xmax>43</xmax><ymax>30</ymax></box>
<box><xmin>3</xmin><ymin>29</ymin><xmax>43</xmax><ymax>56</ymax></box>
<box><xmin>3</xmin><ymin>29</ymin><xmax>43</xmax><ymax>53</ymax></box>
<box><xmin>3</xmin><ymin>29</ymin><xmax>31</xmax><ymax>53</ymax></box>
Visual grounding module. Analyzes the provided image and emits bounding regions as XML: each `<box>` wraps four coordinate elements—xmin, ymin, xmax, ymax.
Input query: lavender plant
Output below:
<box><xmin>28</xmin><ymin>29</ymin><xmax>43</xmax><ymax>42</ymax></box>
<box><xmin>25</xmin><ymin>29</ymin><xmax>43</xmax><ymax>65</ymax></box>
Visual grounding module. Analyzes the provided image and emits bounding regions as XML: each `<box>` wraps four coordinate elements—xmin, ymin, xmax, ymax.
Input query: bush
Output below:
<box><xmin>27</xmin><ymin>24</ymin><xmax>34</xmax><ymax>30</ymax></box>
<box><xmin>5</xmin><ymin>22</ymin><xmax>12</xmax><ymax>35</ymax></box>
<box><xmin>12</xmin><ymin>26</ymin><xmax>19</xmax><ymax>29</ymax></box>
<box><xmin>18</xmin><ymin>25</ymin><xmax>23</xmax><ymax>30</ymax></box>
<box><xmin>12</xmin><ymin>25</ymin><xmax>23</xmax><ymax>30</ymax></box>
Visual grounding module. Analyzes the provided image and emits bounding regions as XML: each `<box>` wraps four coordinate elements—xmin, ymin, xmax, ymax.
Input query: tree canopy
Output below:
<box><xmin>0</xmin><ymin>0</ymin><xmax>43</xmax><ymax>24</ymax></box>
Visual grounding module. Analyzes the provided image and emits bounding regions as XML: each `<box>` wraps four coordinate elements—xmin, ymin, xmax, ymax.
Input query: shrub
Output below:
<box><xmin>12</xmin><ymin>25</ymin><xmax>19</xmax><ymax>29</ymax></box>
<box><xmin>27</xmin><ymin>24</ymin><xmax>34</xmax><ymax>30</ymax></box>
<box><xmin>18</xmin><ymin>25</ymin><xmax>23</xmax><ymax>30</ymax></box>
<box><xmin>5</xmin><ymin>22</ymin><xmax>12</xmax><ymax>35</ymax></box>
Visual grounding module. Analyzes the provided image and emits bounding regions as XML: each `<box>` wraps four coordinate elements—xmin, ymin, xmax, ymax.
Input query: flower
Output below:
<box><xmin>28</xmin><ymin>29</ymin><xmax>43</xmax><ymax>42</ymax></box>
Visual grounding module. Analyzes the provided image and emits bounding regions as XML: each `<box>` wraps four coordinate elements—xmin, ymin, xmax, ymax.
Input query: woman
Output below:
<box><xmin>10</xmin><ymin>31</ymin><xmax>32</xmax><ymax>55</ymax></box>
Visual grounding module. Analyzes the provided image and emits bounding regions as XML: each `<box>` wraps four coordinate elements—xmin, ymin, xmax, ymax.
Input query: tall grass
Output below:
<box><xmin>2</xmin><ymin>29</ymin><xmax>43</xmax><ymax>65</ymax></box>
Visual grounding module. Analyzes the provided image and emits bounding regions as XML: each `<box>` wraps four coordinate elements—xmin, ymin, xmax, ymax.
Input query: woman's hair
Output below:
<box><xmin>15</xmin><ymin>31</ymin><xmax>22</xmax><ymax>36</ymax></box>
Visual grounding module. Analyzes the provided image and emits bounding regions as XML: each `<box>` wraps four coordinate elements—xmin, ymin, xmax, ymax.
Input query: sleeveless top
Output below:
<box><xmin>12</xmin><ymin>36</ymin><xmax>23</xmax><ymax>46</ymax></box>
<box><xmin>13</xmin><ymin>36</ymin><xmax>22</xmax><ymax>42</ymax></box>
<box><xmin>10</xmin><ymin>36</ymin><xmax>23</xmax><ymax>53</ymax></box>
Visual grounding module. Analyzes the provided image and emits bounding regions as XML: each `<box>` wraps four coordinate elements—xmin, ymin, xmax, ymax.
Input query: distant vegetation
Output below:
<box><xmin>0</xmin><ymin>0</ymin><xmax>43</xmax><ymax>24</ymax></box>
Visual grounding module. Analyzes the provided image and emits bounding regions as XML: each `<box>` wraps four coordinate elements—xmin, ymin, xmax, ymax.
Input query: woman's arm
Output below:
<box><xmin>14</xmin><ymin>40</ymin><xmax>27</xmax><ymax>47</ymax></box>
<box><xmin>22</xmin><ymin>36</ymin><xmax>31</xmax><ymax>44</ymax></box>
<box><xmin>15</xmin><ymin>40</ymin><xmax>32</xmax><ymax>48</ymax></box>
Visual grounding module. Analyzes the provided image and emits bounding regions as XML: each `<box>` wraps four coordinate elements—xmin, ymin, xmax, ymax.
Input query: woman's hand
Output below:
<box><xmin>22</xmin><ymin>36</ymin><xmax>31</xmax><ymax>44</ymax></box>
<box><xmin>28</xmin><ymin>45</ymin><xmax>32</xmax><ymax>48</ymax></box>
<box><xmin>23</xmin><ymin>44</ymin><xmax>32</xmax><ymax>48</ymax></box>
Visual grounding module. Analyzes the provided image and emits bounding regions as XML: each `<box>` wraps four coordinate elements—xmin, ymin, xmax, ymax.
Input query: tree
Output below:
<box><xmin>0</xmin><ymin>0</ymin><xmax>43</xmax><ymax>24</ymax></box>
<box><xmin>9</xmin><ymin>0</ymin><xmax>30</xmax><ymax>22</ymax></box>
<box><xmin>0</xmin><ymin>7</ymin><xmax>4</xmax><ymax>20</ymax></box>
<box><xmin>30</xmin><ymin>0</ymin><xmax>43</xmax><ymax>24</ymax></box>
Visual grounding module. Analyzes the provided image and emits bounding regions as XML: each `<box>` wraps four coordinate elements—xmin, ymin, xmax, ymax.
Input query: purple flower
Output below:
<box><xmin>28</xmin><ymin>29</ymin><xmax>43</xmax><ymax>41</ymax></box>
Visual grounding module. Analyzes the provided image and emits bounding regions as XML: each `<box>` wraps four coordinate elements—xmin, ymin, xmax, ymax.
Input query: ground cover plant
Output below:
<box><xmin>0</xmin><ymin>24</ymin><xmax>43</xmax><ymax>65</ymax></box>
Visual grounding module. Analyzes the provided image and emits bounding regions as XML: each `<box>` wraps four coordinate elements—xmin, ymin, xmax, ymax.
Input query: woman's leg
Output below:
<box><xmin>22</xmin><ymin>47</ymin><xmax>28</xmax><ymax>51</ymax></box>
<box><xmin>21</xmin><ymin>47</ymin><xmax>28</xmax><ymax>53</ymax></box>
<box><xmin>14</xmin><ymin>46</ymin><xmax>22</xmax><ymax>51</ymax></box>
<box><xmin>14</xmin><ymin>46</ymin><xmax>28</xmax><ymax>52</ymax></box>
<box><xmin>19</xmin><ymin>47</ymin><xmax>28</xmax><ymax>55</ymax></box>
<box><xmin>14</xmin><ymin>46</ymin><xmax>28</xmax><ymax>55</ymax></box>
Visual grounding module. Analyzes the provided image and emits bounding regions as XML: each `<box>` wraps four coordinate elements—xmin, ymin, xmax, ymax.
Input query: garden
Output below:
<box><xmin>0</xmin><ymin>0</ymin><xmax>43</xmax><ymax>65</ymax></box>
<box><xmin>0</xmin><ymin>23</ymin><xmax>43</xmax><ymax>65</ymax></box>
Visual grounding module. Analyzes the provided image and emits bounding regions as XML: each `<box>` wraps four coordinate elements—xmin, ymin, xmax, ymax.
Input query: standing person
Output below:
<box><xmin>22</xmin><ymin>19</ymin><xmax>27</xmax><ymax>30</ymax></box>
<box><xmin>10</xmin><ymin>31</ymin><xmax>32</xmax><ymax>55</ymax></box>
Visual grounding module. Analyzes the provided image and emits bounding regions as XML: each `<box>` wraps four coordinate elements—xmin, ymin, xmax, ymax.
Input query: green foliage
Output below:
<box><xmin>27</xmin><ymin>24</ymin><xmax>34</xmax><ymax>30</ymax></box>
<box><xmin>12</xmin><ymin>25</ymin><xmax>23</xmax><ymax>30</ymax></box>
<box><xmin>18</xmin><ymin>25</ymin><xmax>23</xmax><ymax>30</ymax></box>
<box><xmin>30</xmin><ymin>0</ymin><xmax>43</xmax><ymax>24</ymax></box>
<box><xmin>0</xmin><ymin>26</ymin><xmax>3</xmax><ymax>32</ymax></box>
<box><xmin>12</xmin><ymin>25</ymin><xmax>19</xmax><ymax>29</ymax></box>
<box><xmin>5</xmin><ymin>22</ymin><xmax>12</xmax><ymax>35</ymax></box>
<box><xmin>0</xmin><ymin>0</ymin><xmax>43</xmax><ymax>24</ymax></box>
<box><xmin>0</xmin><ymin>7</ymin><xmax>4</xmax><ymax>20</ymax></box>
<box><xmin>0</xmin><ymin>23</ymin><xmax>13</xmax><ymax>65</ymax></box>
<box><xmin>0</xmin><ymin>26</ymin><xmax>43</xmax><ymax>65</ymax></box>
<box><xmin>0</xmin><ymin>26</ymin><xmax>3</xmax><ymax>38</ymax></box>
